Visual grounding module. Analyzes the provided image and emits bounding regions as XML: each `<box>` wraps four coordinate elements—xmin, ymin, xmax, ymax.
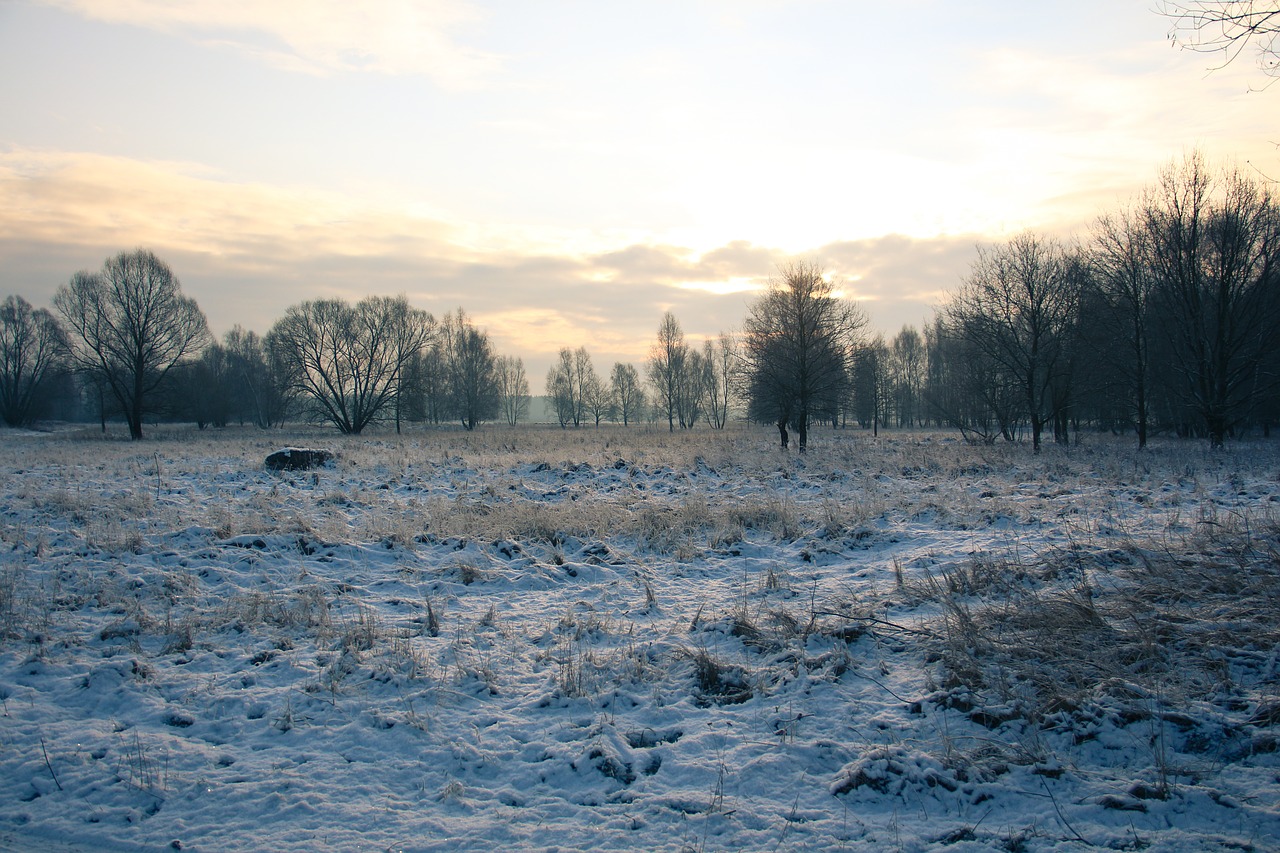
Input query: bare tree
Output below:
<box><xmin>1161</xmin><ymin>1</ymin><xmax>1280</xmax><ymax>82</ymax></box>
<box><xmin>271</xmin><ymin>295</ymin><xmax>432</xmax><ymax>434</ymax></box>
<box><xmin>495</xmin><ymin>355</ymin><xmax>530</xmax><ymax>426</ymax></box>
<box><xmin>439</xmin><ymin>308</ymin><xmax>498</xmax><ymax>430</ymax></box>
<box><xmin>700</xmin><ymin>334</ymin><xmax>736</xmax><ymax>429</ymax></box>
<box><xmin>583</xmin><ymin>361</ymin><xmax>611</xmax><ymax>426</ymax></box>
<box><xmin>946</xmin><ymin>234</ymin><xmax>1082</xmax><ymax>453</ymax></box>
<box><xmin>0</xmin><ymin>295</ymin><xmax>69</xmax><ymax>427</ymax></box>
<box><xmin>546</xmin><ymin>347</ymin><xmax>587</xmax><ymax>427</ymax></box>
<box><xmin>414</xmin><ymin>343</ymin><xmax>449</xmax><ymax>424</ymax></box>
<box><xmin>745</xmin><ymin>332</ymin><xmax>797</xmax><ymax>447</ymax></box>
<box><xmin>678</xmin><ymin>345</ymin><xmax>707</xmax><ymax>429</ymax></box>
<box><xmin>1142</xmin><ymin>152</ymin><xmax>1280</xmax><ymax>447</ymax></box>
<box><xmin>179</xmin><ymin>341</ymin><xmax>236</xmax><ymax>429</ymax></box>
<box><xmin>271</xmin><ymin>299</ymin><xmax>365</xmax><ymax>434</ymax></box>
<box><xmin>1090</xmin><ymin>207</ymin><xmax>1160</xmax><ymax>448</ymax></box>
<box><xmin>610</xmin><ymin>362</ymin><xmax>646</xmax><ymax>425</ymax></box>
<box><xmin>889</xmin><ymin>326</ymin><xmax>926</xmax><ymax>428</ymax></box>
<box><xmin>225</xmin><ymin>325</ymin><xmax>293</xmax><ymax>428</ymax></box>
<box><xmin>852</xmin><ymin>335</ymin><xmax>890</xmax><ymax>435</ymax></box>
<box><xmin>545</xmin><ymin>347</ymin><xmax>607</xmax><ymax>427</ymax></box>
<box><xmin>54</xmin><ymin>250</ymin><xmax>209</xmax><ymax>440</ymax></box>
<box><xmin>644</xmin><ymin>314</ymin><xmax>706</xmax><ymax>430</ymax></box>
<box><xmin>648</xmin><ymin>312</ymin><xmax>689</xmax><ymax>432</ymax></box>
<box><xmin>742</xmin><ymin>261</ymin><xmax>866</xmax><ymax>451</ymax></box>
<box><xmin>389</xmin><ymin>300</ymin><xmax>437</xmax><ymax>433</ymax></box>
<box><xmin>925</xmin><ymin>316</ymin><xmax>1018</xmax><ymax>443</ymax></box>
<box><xmin>547</xmin><ymin>352</ymin><xmax>575</xmax><ymax>428</ymax></box>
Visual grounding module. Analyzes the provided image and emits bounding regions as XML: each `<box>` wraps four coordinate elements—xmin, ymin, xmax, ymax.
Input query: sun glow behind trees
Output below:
<box><xmin>12</xmin><ymin>149</ymin><xmax>1280</xmax><ymax>450</ymax></box>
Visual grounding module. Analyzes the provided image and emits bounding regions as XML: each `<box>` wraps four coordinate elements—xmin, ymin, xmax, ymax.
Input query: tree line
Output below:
<box><xmin>0</xmin><ymin>249</ymin><xmax>741</xmax><ymax>438</ymax></box>
<box><xmin>0</xmin><ymin>247</ymin><xmax>847</xmax><ymax>443</ymax></box>
<box><xmin>731</xmin><ymin>152</ymin><xmax>1278</xmax><ymax>453</ymax></box>
<box><xmin>928</xmin><ymin>152</ymin><xmax>1279</xmax><ymax>451</ymax></box>
<box><xmin>2</xmin><ymin>152</ymin><xmax>1276</xmax><ymax>449</ymax></box>
<box><xmin>0</xmin><ymin>254</ymin><xmax>525</xmax><ymax>437</ymax></box>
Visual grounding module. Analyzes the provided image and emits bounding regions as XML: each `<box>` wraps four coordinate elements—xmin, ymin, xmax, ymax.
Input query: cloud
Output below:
<box><xmin>0</xmin><ymin>149</ymin><xmax>976</xmax><ymax>381</ymax></box>
<box><xmin>41</xmin><ymin>0</ymin><xmax>498</xmax><ymax>86</ymax></box>
<box><xmin>0</xmin><ymin>147</ymin><xmax>462</xmax><ymax>260</ymax></box>
<box><xmin>815</xmin><ymin>234</ymin><xmax>979</xmax><ymax>329</ymax></box>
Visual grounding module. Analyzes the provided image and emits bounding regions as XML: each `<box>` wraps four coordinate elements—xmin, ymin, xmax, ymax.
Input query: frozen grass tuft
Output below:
<box><xmin>920</xmin><ymin>511</ymin><xmax>1280</xmax><ymax>796</ymax></box>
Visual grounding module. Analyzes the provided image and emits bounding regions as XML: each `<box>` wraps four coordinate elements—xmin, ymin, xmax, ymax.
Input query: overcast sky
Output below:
<box><xmin>0</xmin><ymin>0</ymin><xmax>1274</xmax><ymax>381</ymax></box>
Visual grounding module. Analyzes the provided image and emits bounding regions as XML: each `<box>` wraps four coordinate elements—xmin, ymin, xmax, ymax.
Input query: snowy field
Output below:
<box><xmin>0</xmin><ymin>424</ymin><xmax>1277</xmax><ymax>852</ymax></box>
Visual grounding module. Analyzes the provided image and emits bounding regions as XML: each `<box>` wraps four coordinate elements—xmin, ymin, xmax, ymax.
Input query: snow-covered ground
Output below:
<box><xmin>0</xmin><ymin>425</ymin><xmax>1276</xmax><ymax>852</ymax></box>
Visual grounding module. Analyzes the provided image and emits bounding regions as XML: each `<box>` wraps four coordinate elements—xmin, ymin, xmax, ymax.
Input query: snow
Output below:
<box><xmin>0</xmin><ymin>425</ymin><xmax>1277</xmax><ymax>851</ymax></box>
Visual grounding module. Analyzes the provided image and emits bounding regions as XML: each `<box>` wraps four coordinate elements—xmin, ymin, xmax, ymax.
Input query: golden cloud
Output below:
<box><xmin>0</xmin><ymin>148</ymin><xmax>980</xmax><ymax>379</ymax></box>
<box><xmin>0</xmin><ymin>149</ymin><xmax>462</xmax><ymax>267</ymax></box>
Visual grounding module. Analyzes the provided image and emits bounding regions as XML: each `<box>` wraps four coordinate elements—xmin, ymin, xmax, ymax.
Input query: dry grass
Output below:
<box><xmin>921</xmin><ymin>512</ymin><xmax>1280</xmax><ymax>743</ymax></box>
<box><xmin>4</xmin><ymin>423</ymin><xmax>1279</xmax><ymax>741</ymax></box>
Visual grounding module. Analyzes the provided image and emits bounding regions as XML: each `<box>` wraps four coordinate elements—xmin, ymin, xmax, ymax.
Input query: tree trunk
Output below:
<box><xmin>128</xmin><ymin>389</ymin><xmax>144</xmax><ymax>440</ymax></box>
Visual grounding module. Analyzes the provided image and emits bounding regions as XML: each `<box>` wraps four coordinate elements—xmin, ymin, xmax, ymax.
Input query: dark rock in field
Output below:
<box><xmin>265</xmin><ymin>448</ymin><xmax>333</xmax><ymax>471</ymax></box>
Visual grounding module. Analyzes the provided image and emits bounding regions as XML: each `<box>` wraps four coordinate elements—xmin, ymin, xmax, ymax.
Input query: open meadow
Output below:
<box><xmin>0</xmin><ymin>424</ymin><xmax>1277</xmax><ymax>852</ymax></box>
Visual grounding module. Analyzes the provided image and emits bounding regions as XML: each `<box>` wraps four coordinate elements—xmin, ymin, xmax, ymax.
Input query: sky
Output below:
<box><xmin>0</xmin><ymin>0</ymin><xmax>1275</xmax><ymax>382</ymax></box>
